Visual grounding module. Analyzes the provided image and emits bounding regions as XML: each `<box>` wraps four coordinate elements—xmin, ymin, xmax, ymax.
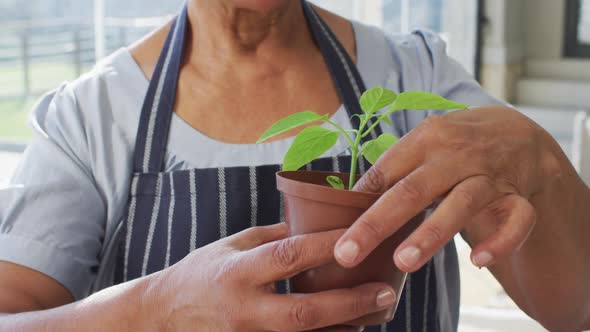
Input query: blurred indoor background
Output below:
<box><xmin>1</xmin><ymin>1</ymin><xmax>589</xmax><ymax>331</ymax></box>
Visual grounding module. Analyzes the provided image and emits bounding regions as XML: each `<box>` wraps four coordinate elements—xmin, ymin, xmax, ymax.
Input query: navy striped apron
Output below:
<box><xmin>114</xmin><ymin>2</ymin><xmax>439</xmax><ymax>331</ymax></box>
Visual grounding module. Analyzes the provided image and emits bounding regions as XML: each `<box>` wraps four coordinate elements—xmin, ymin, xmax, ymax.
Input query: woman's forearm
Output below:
<box><xmin>0</xmin><ymin>272</ymin><xmax>163</xmax><ymax>332</ymax></box>
<box><xmin>483</xmin><ymin>136</ymin><xmax>590</xmax><ymax>331</ymax></box>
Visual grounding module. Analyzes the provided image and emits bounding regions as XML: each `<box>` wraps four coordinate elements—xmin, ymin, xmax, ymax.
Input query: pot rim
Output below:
<box><xmin>276</xmin><ymin>170</ymin><xmax>382</xmax><ymax>209</ymax></box>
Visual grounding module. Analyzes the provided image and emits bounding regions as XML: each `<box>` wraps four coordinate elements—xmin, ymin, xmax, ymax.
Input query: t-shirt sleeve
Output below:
<box><xmin>415</xmin><ymin>30</ymin><xmax>504</xmax><ymax>107</ymax></box>
<box><xmin>383</xmin><ymin>29</ymin><xmax>507</xmax><ymax>135</ymax></box>
<box><xmin>0</xmin><ymin>84</ymin><xmax>105</xmax><ymax>300</ymax></box>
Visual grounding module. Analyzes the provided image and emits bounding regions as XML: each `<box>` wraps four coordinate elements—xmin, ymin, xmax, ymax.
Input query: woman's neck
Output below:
<box><xmin>129</xmin><ymin>1</ymin><xmax>355</xmax><ymax>83</ymax></box>
<box><xmin>189</xmin><ymin>1</ymin><xmax>307</xmax><ymax>51</ymax></box>
<box><xmin>186</xmin><ymin>0</ymin><xmax>314</xmax><ymax>73</ymax></box>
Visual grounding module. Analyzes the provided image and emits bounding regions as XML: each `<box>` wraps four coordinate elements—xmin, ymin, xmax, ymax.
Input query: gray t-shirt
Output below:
<box><xmin>0</xmin><ymin>21</ymin><xmax>501</xmax><ymax>328</ymax></box>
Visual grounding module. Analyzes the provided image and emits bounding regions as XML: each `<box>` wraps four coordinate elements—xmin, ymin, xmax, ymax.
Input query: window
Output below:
<box><xmin>565</xmin><ymin>0</ymin><xmax>590</xmax><ymax>57</ymax></box>
<box><xmin>310</xmin><ymin>0</ymin><xmax>479</xmax><ymax>75</ymax></box>
<box><xmin>0</xmin><ymin>0</ymin><xmax>182</xmax><ymax>145</ymax></box>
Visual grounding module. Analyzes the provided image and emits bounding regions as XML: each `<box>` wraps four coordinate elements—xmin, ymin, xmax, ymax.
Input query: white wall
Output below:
<box><xmin>523</xmin><ymin>0</ymin><xmax>590</xmax><ymax>81</ymax></box>
<box><xmin>517</xmin><ymin>0</ymin><xmax>590</xmax><ymax>108</ymax></box>
<box><xmin>481</xmin><ymin>0</ymin><xmax>590</xmax><ymax>106</ymax></box>
<box><xmin>480</xmin><ymin>0</ymin><xmax>525</xmax><ymax>101</ymax></box>
<box><xmin>524</xmin><ymin>0</ymin><xmax>565</xmax><ymax>60</ymax></box>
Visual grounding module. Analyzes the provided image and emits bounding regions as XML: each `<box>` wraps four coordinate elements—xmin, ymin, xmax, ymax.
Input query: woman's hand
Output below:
<box><xmin>334</xmin><ymin>106</ymin><xmax>545</xmax><ymax>270</ymax></box>
<box><xmin>332</xmin><ymin>105</ymin><xmax>590</xmax><ymax>331</ymax></box>
<box><xmin>154</xmin><ymin>223</ymin><xmax>396</xmax><ymax>331</ymax></box>
<box><xmin>1</xmin><ymin>223</ymin><xmax>395</xmax><ymax>332</ymax></box>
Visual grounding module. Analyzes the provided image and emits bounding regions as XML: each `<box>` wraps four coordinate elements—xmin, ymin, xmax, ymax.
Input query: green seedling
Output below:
<box><xmin>257</xmin><ymin>86</ymin><xmax>467</xmax><ymax>190</ymax></box>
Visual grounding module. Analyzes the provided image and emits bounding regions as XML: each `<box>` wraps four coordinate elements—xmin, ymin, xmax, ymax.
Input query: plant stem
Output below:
<box><xmin>325</xmin><ymin>120</ymin><xmax>355</xmax><ymax>148</ymax></box>
<box><xmin>361</xmin><ymin>114</ymin><xmax>388</xmax><ymax>138</ymax></box>
<box><xmin>326</xmin><ymin>118</ymin><xmax>361</xmax><ymax>189</ymax></box>
<box><xmin>348</xmin><ymin>116</ymin><xmax>369</xmax><ymax>190</ymax></box>
<box><xmin>361</xmin><ymin>106</ymin><xmax>405</xmax><ymax>138</ymax></box>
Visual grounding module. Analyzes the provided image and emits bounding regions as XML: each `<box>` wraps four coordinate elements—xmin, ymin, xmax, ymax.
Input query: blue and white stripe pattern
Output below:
<box><xmin>164</xmin><ymin>172</ymin><xmax>175</xmax><ymax>268</ymax></box>
<box><xmin>114</xmin><ymin>2</ymin><xmax>441</xmax><ymax>331</ymax></box>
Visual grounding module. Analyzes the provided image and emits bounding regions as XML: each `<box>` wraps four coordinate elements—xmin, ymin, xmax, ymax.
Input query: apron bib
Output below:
<box><xmin>114</xmin><ymin>2</ymin><xmax>439</xmax><ymax>331</ymax></box>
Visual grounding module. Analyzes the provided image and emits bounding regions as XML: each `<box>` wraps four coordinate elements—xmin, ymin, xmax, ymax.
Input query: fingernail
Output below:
<box><xmin>376</xmin><ymin>289</ymin><xmax>395</xmax><ymax>307</ymax></box>
<box><xmin>397</xmin><ymin>246</ymin><xmax>421</xmax><ymax>268</ymax></box>
<box><xmin>472</xmin><ymin>251</ymin><xmax>493</xmax><ymax>267</ymax></box>
<box><xmin>336</xmin><ymin>240</ymin><xmax>359</xmax><ymax>264</ymax></box>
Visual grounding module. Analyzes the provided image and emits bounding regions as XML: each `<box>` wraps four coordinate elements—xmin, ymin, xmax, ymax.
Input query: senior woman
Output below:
<box><xmin>1</xmin><ymin>0</ymin><xmax>589</xmax><ymax>331</ymax></box>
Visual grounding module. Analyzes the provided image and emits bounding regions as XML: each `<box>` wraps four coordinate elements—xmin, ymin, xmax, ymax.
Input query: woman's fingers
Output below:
<box><xmin>351</xmin><ymin>114</ymin><xmax>459</xmax><ymax>194</ymax></box>
<box><xmin>336</xmin><ymin>162</ymin><xmax>464</xmax><ymax>268</ymax></box>
<box><xmin>393</xmin><ymin>176</ymin><xmax>501</xmax><ymax>272</ymax></box>
<box><xmin>229</xmin><ymin>223</ymin><xmax>289</xmax><ymax>250</ymax></box>
<box><xmin>245</xmin><ymin>229</ymin><xmax>346</xmax><ymax>284</ymax></box>
<box><xmin>352</xmin><ymin>130</ymin><xmax>423</xmax><ymax>193</ymax></box>
<box><xmin>469</xmin><ymin>194</ymin><xmax>536</xmax><ymax>267</ymax></box>
<box><xmin>258</xmin><ymin>283</ymin><xmax>395</xmax><ymax>331</ymax></box>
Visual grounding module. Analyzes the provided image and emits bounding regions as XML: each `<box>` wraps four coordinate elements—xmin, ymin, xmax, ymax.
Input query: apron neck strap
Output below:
<box><xmin>132</xmin><ymin>2</ymin><xmax>381</xmax><ymax>173</ymax></box>
<box><xmin>133</xmin><ymin>6</ymin><xmax>188</xmax><ymax>173</ymax></box>
<box><xmin>301</xmin><ymin>1</ymin><xmax>382</xmax><ymax>141</ymax></box>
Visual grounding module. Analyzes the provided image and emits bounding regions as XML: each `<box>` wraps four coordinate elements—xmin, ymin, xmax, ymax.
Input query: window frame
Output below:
<box><xmin>564</xmin><ymin>0</ymin><xmax>590</xmax><ymax>58</ymax></box>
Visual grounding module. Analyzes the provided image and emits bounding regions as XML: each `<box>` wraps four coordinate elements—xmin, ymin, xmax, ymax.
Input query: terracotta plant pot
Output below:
<box><xmin>277</xmin><ymin>170</ymin><xmax>424</xmax><ymax>327</ymax></box>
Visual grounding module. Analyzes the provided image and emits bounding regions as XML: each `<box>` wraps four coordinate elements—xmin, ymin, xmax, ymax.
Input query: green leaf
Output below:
<box><xmin>360</xmin><ymin>87</ymin><xmax>397</xmax><ymax>115</ymax></box>
<box><xmin>257</xmin><ymin>111</ymin><xmax>328</xmax><ymax>143</ymax></box>
<box><xmin>390</xmin><ymin>92</ymin><xmax>468</xmax><ymax>112</ymax></box>
<box><xmin>326</xmin><ymin>176</ymin><xmax>345</xmax><ymax>190</ymax></box>
<box><xmin>379</xmin><ymin>114</ymin><xmax>393</xmax><ymax>126</ymax></box>
<box><xmin>361</xmin><ymin>133</ymin><xmax>399</xmax><ymax>165</ymax></box>
<box><xmin>283</xmin><ymin>126</ymin><xmax>339</xmax><ymax>171</ymax></box>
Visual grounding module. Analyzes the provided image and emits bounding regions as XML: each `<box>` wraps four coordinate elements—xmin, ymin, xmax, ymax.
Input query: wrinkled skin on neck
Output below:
<box><xmin>188</xmin><ymin>0</ymin><xmax>306</xmax><ymax>52</ymax></box>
